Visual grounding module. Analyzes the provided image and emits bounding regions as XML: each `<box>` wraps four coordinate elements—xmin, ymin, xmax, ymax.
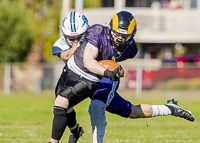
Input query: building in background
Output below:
<box><xmin>62</xmin><ymin>0</ymin><xmax>200</xmax><ymax>61</ymax></box>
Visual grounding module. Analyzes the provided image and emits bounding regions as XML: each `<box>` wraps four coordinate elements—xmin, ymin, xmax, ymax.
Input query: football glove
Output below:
<box><xmin>103</xmin><ymin>66</ymin><xmax>124</xmax><ymax>81</ymax></box>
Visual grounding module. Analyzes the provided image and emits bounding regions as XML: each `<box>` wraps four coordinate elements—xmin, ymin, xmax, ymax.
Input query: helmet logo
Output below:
<box><xmin>117</xmin><ymin>28</ymin><xmax>127</xmax><ymax>34</ymax></box>
<box><xmin>62</xmin><ymin>17</ymin><xmax>66</xmax><ymax>29</ymax></box>
<box><xmin>70</xmin><ymin>32</ymin><xmax>78</xmax><ymax>35</ymax></box>
<box><xmin>82</xmin><ymin>15</ymin><xmax>88</xmax><ymax>26</ymax></box>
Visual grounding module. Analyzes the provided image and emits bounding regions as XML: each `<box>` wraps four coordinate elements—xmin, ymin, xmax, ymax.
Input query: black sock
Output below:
<box><xmin>67</xmin><ymin>109</ymin><xmax>79</xmax><ymax>135</ymax></box>
<box><xmin>67</xmin><ymin>109</ymin><xmax>77</xmax><ymax>128</ymax></box>
<box><xmin>71</xmin><ymin>124</ymin><xmax>79</xmax><ymax>135</ymax></box>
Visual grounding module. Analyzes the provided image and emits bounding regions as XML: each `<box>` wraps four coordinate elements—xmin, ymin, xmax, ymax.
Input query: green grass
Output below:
<box><xmin>0</xmin><ymin>89</ymin><xmax>200</xmax><ymax>143</ymax></box>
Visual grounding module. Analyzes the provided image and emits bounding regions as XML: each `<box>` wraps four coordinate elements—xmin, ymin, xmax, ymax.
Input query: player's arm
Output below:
<box><xmin>83</xmin><ymin>42</ymin><xmax>106</xmax><ymax>76</ymax></box>
<box><xmin>83</xmin><ymin>42</ymin><xmax>122</xmax><ymax>81</ymax></box>
<box><xmin>59</xmin><ymin>45</ymin><xmax>78</xmax><ymax>61</ymax></box>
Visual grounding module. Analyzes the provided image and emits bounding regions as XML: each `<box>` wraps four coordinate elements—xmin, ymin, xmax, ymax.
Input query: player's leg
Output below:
<box><xmin>106</xmin><ymin>92</ymin><xmax>194</xmax><ymax>122</ymax></box>
<box><xmin>52</xmin><ymin>76</ymin><xmax>84</xmax><ymax>143</ymax></box>
<box><xmin>50</xmin><ymin>79</ymin><xmax>95</xmax><ymax>143</ymax></box>
<box><xmin>129</xmin><ymin>104</ymin><xmax>171</xmax><ymax>118</ymax></box>
<box><xmin>106</xmin><ymin>92</ymin><xmax>132</xmax><ymax>118</ymax></box>
<box><xmin>129</xmin><ymin>99</ymin><xmax>194</xmax><ymax>121</ymax></box>
<box><xmin>50</xmin><ymin>74</ymin><xmax>71</xmax><ymax>143</ymax></box>
<box><xmin>50</xmin><ymin>95</ymin><xmax>69</xmax><ymax>143</ymax></box>
<box><xmin>88</xmin><ymin>78</ymin><xmax>118</xmax><ymax>143</ymax></box>
<box><xmin>88</xmin><ymin>100</ymin><xmax>107</xmax><ymax>143</ymax></box>
<box><xmin>107</xmin><ymin>94</ymin><xmax>173</xmax><ymax>118</ymax></box>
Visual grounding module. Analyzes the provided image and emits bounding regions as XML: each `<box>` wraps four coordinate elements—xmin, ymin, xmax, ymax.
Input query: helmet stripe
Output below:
<box><xmin>127</xmin><ymin>18</ymin><xmax>136</xmax><ymax>34</ymax></box>
<box><xmin>70</xmin><ymin>11</ymin><xmax>76</xmax><ymax>32</ymax></box>
<box><xmin>112</xmin><ymin>14</ymin><xmax>119</xmax><ymax>32</ymax></box>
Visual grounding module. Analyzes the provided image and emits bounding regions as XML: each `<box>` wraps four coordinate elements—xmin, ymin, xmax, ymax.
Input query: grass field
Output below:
<box><xmin>0</xmin><ymin>89</ymin><xmax>200</xmax><ymax>143</ymax></box>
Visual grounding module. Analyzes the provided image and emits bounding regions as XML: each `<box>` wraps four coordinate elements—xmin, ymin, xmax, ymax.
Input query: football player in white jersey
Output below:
<box><xmin>52</xmin><ymin>11</ymin><xmax>87</xmax><ymax>63</ymax></box>
<box><xmin>50</xmin><ymin>11</ymin><xmax>88</xmax><ymax>143</ymax></box>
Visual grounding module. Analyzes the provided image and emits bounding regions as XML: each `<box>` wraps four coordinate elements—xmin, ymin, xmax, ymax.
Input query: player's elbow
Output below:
<box><xmin>60</xmin><ymin>51</ymin><xmax>70</xmax><ymax>61</ymax></box>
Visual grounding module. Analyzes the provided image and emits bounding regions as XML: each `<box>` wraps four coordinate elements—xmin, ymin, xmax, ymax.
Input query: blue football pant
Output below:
<box><xmin>91</xmin><ymin>77</ymin><xmax>132</xmax><ymax>118</ymax></box>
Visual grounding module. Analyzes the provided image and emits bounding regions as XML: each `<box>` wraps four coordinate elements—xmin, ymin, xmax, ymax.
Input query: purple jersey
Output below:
<box><xmin>67</xmin><ymin>24</ymin><xmax>138</xmax><ymax>82</ymax></box>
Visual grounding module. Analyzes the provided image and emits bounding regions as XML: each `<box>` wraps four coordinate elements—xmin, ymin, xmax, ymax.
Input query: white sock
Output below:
<box><xmin>92</xmin><ymin>126</ymin><xmax>105</xmax><ymax>143</ymax></box>
<box><xmin>151</xmin><ymin>105</ymin><xmax>171</xmax><ymax>117</ymax></box>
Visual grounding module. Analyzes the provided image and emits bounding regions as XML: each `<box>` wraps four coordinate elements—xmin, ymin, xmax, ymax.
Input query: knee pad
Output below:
<box><xmin>52</xmin><ymin>106</ymin><xmax>68</xmax><ymax>140</ymax></box>
<box><xmin>88</xmin><ymin>100</ymin><xmax>107</xmax><ymax>127</ymax></box>
<box><xmin>53</xmin><ymin>106</ymin><xmax>67</xmax><ymax>116</ymax></box>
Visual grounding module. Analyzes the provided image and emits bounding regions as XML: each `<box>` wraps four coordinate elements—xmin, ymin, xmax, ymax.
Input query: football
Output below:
<box><xmin>98</xmin><ymin>60</ymin><xmax>124</xmax><ymax>75</ymax></box>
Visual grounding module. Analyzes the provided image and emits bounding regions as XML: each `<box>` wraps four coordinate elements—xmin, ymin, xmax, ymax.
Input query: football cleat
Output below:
<box><xmin>68</xmin><ymin>126</ymin><xmax>84</xmax><ymax>143</ymax></box>
<box><xmin>166</xmin><ymin>99</ymin><xmax>194</xmax><ymax>122</ymax></box>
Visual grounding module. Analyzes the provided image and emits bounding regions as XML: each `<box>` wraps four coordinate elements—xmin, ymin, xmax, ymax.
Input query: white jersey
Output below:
<box><xmin>52</xmin><ymin>36</ymin><xmax>80</xmax><ymax>63</ymax></box>
<box><xmin>52</xmin><ymin>36</ymin><xmax>71</xmax><ymax>57</ymax></box>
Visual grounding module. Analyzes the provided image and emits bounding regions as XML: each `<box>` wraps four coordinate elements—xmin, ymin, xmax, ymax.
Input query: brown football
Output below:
<box><xmin>98</xmin><ymin>60</ymin><xmax>124</xmax><ymax>75</ymax></box>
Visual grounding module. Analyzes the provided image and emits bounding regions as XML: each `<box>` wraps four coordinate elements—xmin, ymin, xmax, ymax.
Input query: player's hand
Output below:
<box><xmin>103</xmin><ymin>66</ymin><xmax>124</xmax><ymax>81</ymax></box>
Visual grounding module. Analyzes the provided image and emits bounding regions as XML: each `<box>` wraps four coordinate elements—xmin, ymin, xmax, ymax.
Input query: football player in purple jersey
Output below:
<box><xmin>83</xmin><ymin>11</ymin><xmax>194</xmax><ymax>143</ymax></box>
<box><xmin>50</xmin><ymin>10</ymin><xmax>194</xmax><ymax>143</ymax></box>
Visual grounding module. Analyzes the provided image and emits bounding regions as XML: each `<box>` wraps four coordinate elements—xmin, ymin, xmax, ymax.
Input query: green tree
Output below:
<box><xmin>0</xmin><ymin>0</ymin><xmax>100</xmax><ymax>63</ymax></box>
<box><xmin>0</xmin><ymin>0</ymin><xmax>34</xmax><ymax>62</ymax></box>
<box><xmin>20</xmin><ymin>0</ymin><xmax>62</xmax><ymax>61</ymax></box>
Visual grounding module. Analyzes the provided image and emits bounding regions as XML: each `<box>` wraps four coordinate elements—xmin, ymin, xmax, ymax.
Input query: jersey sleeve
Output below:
<box><xmin>52</xmin><ymin>46</ymin><xmax>65</xmax><ymax>56</ymax></box>
<box><xmin>52</xmin><ymin>36</ymin><xmax>71</xmax><ymax>56</ymax></box>
<box><xmin>84</xmin><ymin>24</ymin><xmax>104</xmax><ymax>48</ymax></box>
